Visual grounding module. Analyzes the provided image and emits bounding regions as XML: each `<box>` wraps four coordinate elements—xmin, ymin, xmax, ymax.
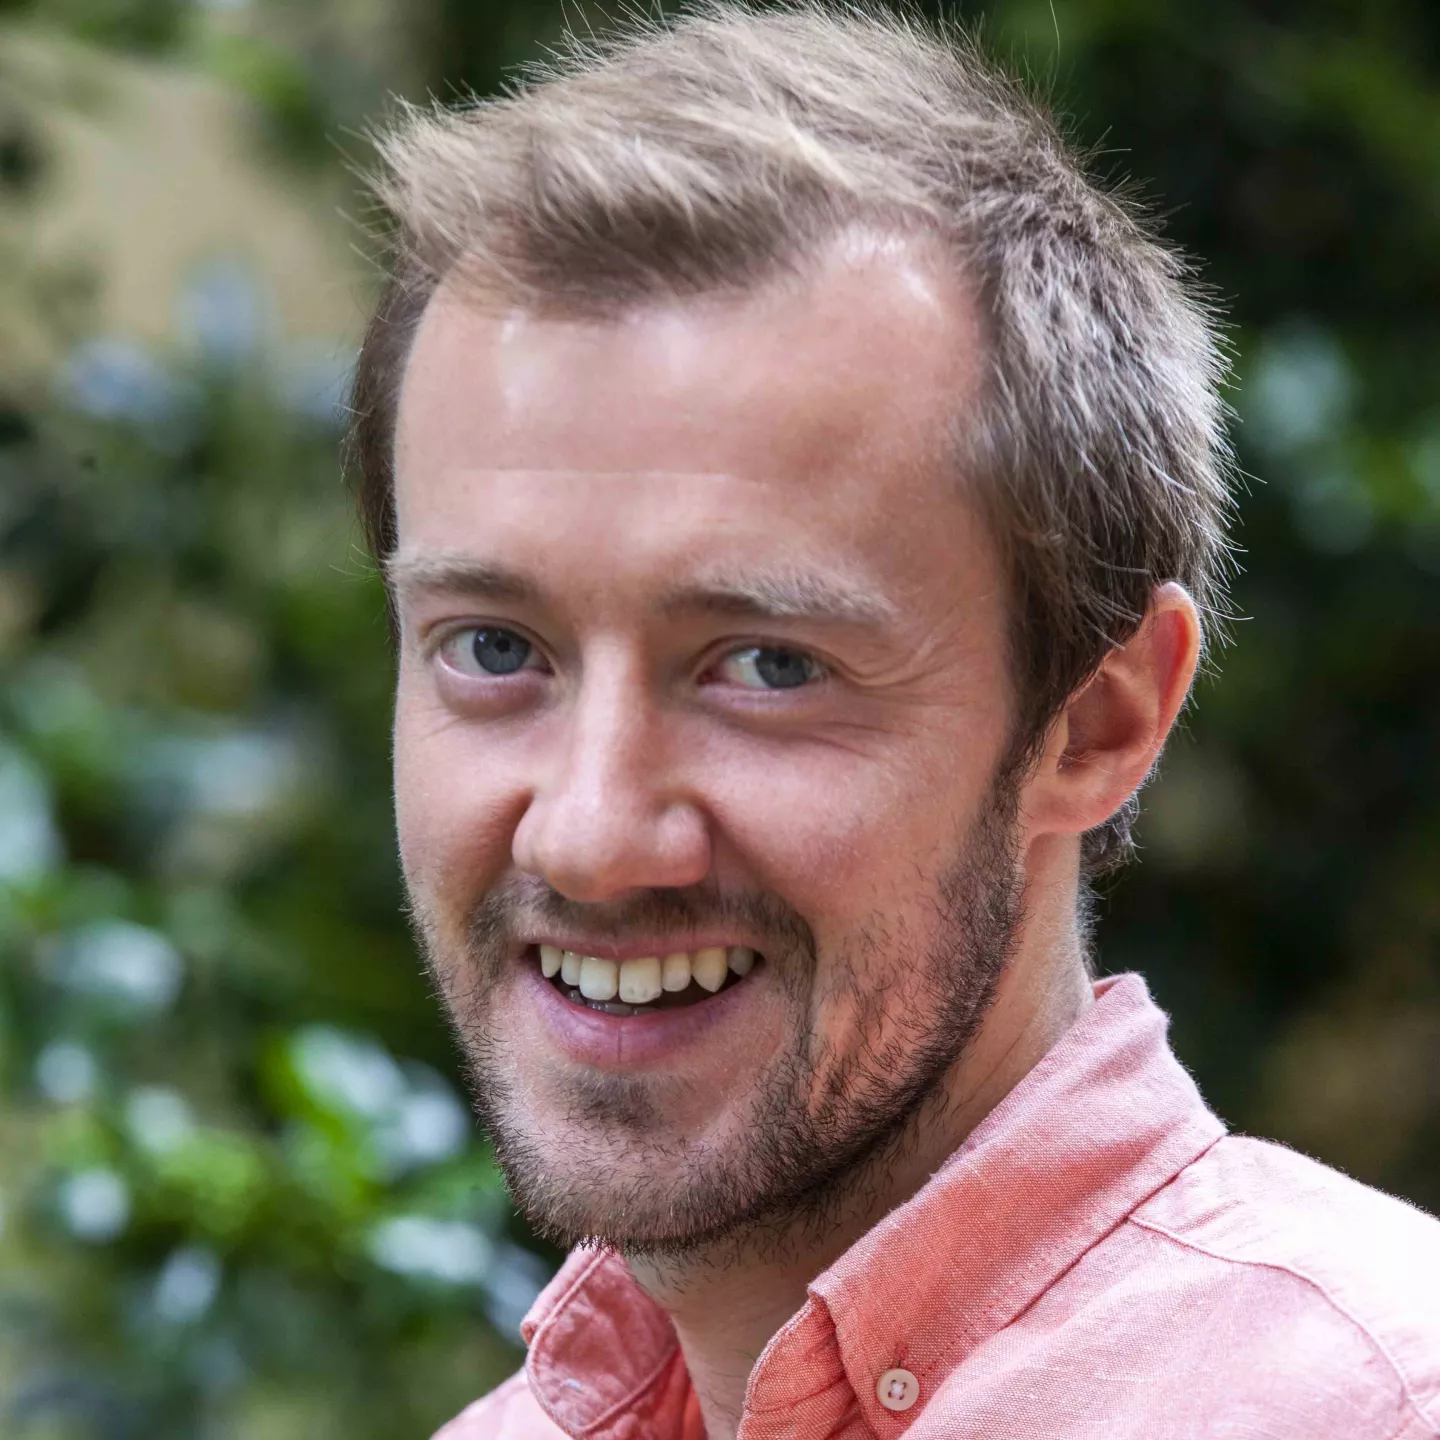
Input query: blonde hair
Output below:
<box><xmin>350</xmin><ymin>2</ymin><xmax>1235</xmax><ymax>871</ymax></box>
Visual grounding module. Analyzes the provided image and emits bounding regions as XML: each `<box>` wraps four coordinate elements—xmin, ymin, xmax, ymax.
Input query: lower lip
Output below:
<box><xmin>521</xmin><ymin>963</ymin><xmax>762</xmax><ymax>1071</ymax></box>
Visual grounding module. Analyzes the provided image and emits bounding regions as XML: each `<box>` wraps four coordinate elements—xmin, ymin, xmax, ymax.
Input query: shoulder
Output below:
<box><xmin>432</xmin><ymin>1369</ymin><xmax>567</xmax><ymax>1440</ymax></box>
<box><xmin>1132</xmin><ymin>1133</ymin><xmax>1440</xmax><ymax>1430</ymax></box>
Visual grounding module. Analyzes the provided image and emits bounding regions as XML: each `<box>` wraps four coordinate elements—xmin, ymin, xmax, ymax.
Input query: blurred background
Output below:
<box><xmin>0</xmin><ymin>0</ymin><xmax>1436</xmax><ymax>1434</ymax></box>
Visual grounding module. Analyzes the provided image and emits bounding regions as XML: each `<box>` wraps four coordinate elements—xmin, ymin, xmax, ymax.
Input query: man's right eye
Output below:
<box><xmin>439</xmin><ymin>627</ymin><xmax>538</xmax><ymax>677</ymax></box>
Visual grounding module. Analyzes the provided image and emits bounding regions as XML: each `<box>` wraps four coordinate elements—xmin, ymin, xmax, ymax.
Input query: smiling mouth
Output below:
<box><xmin>532</xmin><ymin>944</ymin><xmax>760</xmax><ymax>1017</ymax></box>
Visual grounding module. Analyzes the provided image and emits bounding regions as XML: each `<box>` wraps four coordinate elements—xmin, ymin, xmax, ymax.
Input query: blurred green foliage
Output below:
<box><xmin>0</xmin><ymin>295</ymin><xmax>550</xmax><ymax>1434</ymax></box>
<box><xmin>0</xmin><ymin>0</ymin><xmax>1438</xmax><ymax>1436</ymax></box>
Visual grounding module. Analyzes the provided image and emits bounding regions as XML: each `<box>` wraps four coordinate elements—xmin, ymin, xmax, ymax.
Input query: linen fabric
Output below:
<box><xmin>436</xmin><ymin>974</ymin><xmax>1440</xmax><ymax>1440</ymax></box>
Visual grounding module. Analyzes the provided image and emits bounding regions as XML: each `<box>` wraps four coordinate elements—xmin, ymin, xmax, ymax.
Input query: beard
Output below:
<box><xmin>412</xmin><ymin>766</ymin><xmax>1026</xmax><ymax>1260</ymax></box>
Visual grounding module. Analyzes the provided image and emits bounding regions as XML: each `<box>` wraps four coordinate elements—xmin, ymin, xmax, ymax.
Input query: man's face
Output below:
<box><xmin>391</xmin><ymin>235</ymin><xmax>1026</xmax><ymax>1252</ymax></box>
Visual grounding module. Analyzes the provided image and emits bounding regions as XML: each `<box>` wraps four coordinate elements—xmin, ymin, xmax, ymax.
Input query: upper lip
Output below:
<box><xmin>518</xmin><ymin>934</ymin><xmax>763</xmax><ymax>964</ymax></box>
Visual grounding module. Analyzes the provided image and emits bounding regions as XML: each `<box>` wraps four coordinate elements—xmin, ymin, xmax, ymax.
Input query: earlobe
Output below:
<box><xmin>1026</xmin><ymin>583</ymin><xmax>1202</xmax><ymax>839</ymax></box>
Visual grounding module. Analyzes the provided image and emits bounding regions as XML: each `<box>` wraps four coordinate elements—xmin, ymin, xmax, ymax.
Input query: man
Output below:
<box><xmin>348</xmin><ymin>6</ymin><xmax>1440</xmax><ymax>1437</ymax></box>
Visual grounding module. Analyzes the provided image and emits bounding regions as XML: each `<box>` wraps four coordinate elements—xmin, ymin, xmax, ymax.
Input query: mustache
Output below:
<box><xmin>466</xmin><ymin>874</ymin><xmax>816</xmax><ymax>962</ymax></box>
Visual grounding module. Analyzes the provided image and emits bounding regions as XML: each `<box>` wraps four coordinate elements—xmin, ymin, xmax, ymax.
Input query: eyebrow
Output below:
<box><xmin>385</xmin><ymin>548</ymin><xmax>898</xmax><ymax>630</ymax></box>
<box><xmin>655</xmin><ymin>569</ymin><xmax>898</xmax><ymax>628</ymax></box>
<box><xmin>384</xmin><ymin>552</ymin><xmax>541</xmax><ymax>606</ymax></box>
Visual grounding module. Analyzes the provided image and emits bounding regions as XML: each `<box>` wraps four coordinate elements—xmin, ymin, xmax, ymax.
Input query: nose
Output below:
<box><xmin>510</xmin><ymin>657</ymin><xmax>712</xmax><ymax>903</ymax></box>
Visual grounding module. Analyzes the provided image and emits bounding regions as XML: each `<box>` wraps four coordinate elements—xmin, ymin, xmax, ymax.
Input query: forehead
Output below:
<box><xmin>392</xmin><ymin>233</ymin><xmax>992</xmax><ymax>607</ymax></box>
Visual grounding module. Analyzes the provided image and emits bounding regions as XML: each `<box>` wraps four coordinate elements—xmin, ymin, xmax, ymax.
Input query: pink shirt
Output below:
<box><xmin>437</xmin><ymin>974</ymin><xmax>1440</xmax><ymax>1439</ymax></box>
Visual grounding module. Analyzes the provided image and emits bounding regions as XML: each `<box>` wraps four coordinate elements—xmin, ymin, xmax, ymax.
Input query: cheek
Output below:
<box><xmin>392</xmin><ymin>685</ymin><xmax>522</xmax><ymax>915</ymax></box>
<box><xmin>710</xmin><ymin>733</ymin><xmax>999</xmax><ymax>925</ymax></box>
<box><xmin>702</xmin><ymin>727</ymin><xmax>1007</xmax><ymax>1071</ymax></box>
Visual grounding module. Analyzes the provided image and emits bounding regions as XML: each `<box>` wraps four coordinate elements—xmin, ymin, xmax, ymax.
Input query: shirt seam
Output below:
<box><xmin>799</xmin><ymin>1125</ymin><xmax>1231</xmax><ymax>1431</ymax></box>
<box><xmin>1383</xmin><ymin>1413</ymin><xmax>1440</xmax><ymax>1440</ymax></box>
<box><xmin>573</xmin><ymin>1345</ymin><xmax>682</xmax><ymax>1438</ymax></box>
<box><xmin>525</xmin><ymin>1249</ymin><xmax>611</xmax><ymax>1350</ymax></box>
<box><xmin>743</xmin><ymin>1300</ymin><xmax>847</xmax><ymax>1417</ymax></box>
<box><xmin>1130</xmin><ymin>1212</ymin><xmax>1439</xmax><ymax>1435</ymax></box>
<box><xmin>524</xmin><ymin>1251</ymin><xmax>681</xmax><ymax>1439</ymax></box>
<box><xmin>978</xmin><ymin>1125</ymin><xmax>1228</xmax><ymax>1338</ymax></box>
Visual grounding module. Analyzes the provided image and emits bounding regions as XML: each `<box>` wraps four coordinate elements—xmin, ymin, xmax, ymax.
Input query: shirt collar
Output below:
<box><xmin>519</xmin><ymin>973</ymin><xmax>1225</xmax><ymax>1439</ymax></box>
<box><xmin>781</xmin><ymin>972</ymin><xmax>1226</xmax><ymax>1433</ymax></box>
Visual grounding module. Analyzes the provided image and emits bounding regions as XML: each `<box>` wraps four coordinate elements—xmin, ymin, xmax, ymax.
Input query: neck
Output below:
<box><xmin>628</xmin><ymin>846</ymin><xmax>1094</xmax><ymax>1440</ymax></box>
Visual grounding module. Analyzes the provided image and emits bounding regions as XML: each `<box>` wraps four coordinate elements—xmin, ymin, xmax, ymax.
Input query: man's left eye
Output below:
<box><xmin>714</xmin><ymin>646</ymin><xmax>825</xmax><ymax>691</ymax></box>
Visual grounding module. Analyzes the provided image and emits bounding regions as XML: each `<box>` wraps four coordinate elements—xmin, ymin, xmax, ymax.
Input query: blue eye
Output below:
<box><xmin>443</xmin><ymin>627</ymin><xmax>536</xmax><ymax>676</ymax></box>
<box><xmin>717</xmin><ymin>646</ymin><xmax>823</xmax><ymax>691</ymax></box>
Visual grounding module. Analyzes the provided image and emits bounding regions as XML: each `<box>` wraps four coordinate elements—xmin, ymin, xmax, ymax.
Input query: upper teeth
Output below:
<box><xmin>538</xmin><ymin>944</ymin><xmax>757</xmax><ymax>1002</ymax></box>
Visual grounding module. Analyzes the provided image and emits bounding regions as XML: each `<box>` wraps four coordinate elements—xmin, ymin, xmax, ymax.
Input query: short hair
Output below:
<box><xmin>349</xmin><ymin>2</ymin><xmax>1234</xmax><ymax>873</ymax></box>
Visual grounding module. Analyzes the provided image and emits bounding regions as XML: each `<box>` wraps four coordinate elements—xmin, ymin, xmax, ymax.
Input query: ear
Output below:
<box><xmin>1022</xmin><ymin>582</ymin><xmax>1202</xmax><ymax>840</ymax></box>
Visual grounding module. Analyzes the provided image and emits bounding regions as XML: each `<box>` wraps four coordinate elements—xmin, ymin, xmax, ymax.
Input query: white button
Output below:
<box><xmin>876</xmin><ymin>1367</ymin><xmax>919</xmax><ymax>1412</ymax></box>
